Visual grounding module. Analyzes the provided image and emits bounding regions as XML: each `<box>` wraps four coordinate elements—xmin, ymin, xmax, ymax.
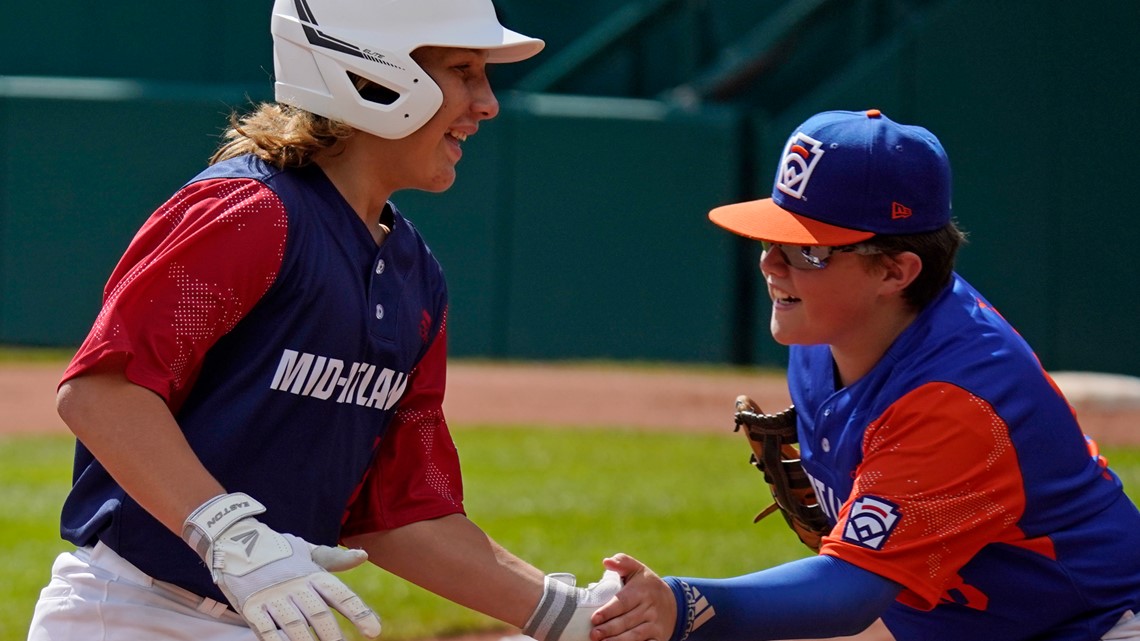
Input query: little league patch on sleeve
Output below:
<box><xmin>842</xmin><ymin>495</ymin><xmax>902</xmax><ymax>550</ymax></box>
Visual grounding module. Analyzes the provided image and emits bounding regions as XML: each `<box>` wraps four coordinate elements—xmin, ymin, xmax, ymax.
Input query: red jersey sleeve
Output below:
<box><xmin>820</xmin><ymin>382</ymin><xmax>1028</xmax><ymax>610</ymax></box>
<box><xmin>340</xmin><ymin>312</ymin><xmax>465</xmax><ymax>538</ymax></box>
<box><xmin>61</xmin><ymin>178</ymin><xmax>288</xmax><ymax>410</ymax></box>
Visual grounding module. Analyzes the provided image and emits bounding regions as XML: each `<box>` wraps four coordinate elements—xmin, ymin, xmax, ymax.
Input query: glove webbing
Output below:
<box><xmin>735</xmin><ymin>405</ymin><xmax>830</xmax><ymax>551</ymax></box>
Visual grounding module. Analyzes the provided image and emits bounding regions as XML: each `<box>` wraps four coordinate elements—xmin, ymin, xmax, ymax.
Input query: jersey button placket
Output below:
<box><xmin>817</xmin><ymin>407</ymin><xmax>834</xmax><ymax>454</ymax></box>
<box><xmin>374</xmin><ymin>258</ymin><xmax>386</xmax><ymax>320</ymax></box>
<box><xmin>368</xmin><ymin>251</ymin><xmax>400</xmax><ymax>342</ymax></box>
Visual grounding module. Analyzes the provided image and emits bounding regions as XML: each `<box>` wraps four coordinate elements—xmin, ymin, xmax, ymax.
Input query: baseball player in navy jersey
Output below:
<box><xmin>27</xmin><ymin>1</ymin><xmax>620</xmax><ymax>640</ymax></box>
<box><xmin>586</xmin><ymin>110</ymin><xmax>1140</xmax><ymax>641</ymax></box>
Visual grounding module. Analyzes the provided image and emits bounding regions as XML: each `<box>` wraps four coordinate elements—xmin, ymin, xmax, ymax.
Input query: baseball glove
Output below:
<box><xmin>733</xmin><ymin>395</ymin><xmax>830</xmax><ymax>552</ymax></box>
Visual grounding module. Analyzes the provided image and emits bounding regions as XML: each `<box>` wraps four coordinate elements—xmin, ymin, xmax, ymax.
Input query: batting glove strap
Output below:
<box><xmin>182</xmin><ymin>492</ymin><xmax>267</xmax><ymax>559</ymax></box>
<box><xmin>524</xmin><ymin>573</ymin><xmax>579</xmax><ymax>641</ymax></box>
<box><xmin>524</xmin><ymin>571</ymin><xmax>622</xmax><ymax>641</ymax></box>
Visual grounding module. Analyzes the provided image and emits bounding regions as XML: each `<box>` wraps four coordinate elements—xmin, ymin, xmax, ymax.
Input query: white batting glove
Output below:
<box><xmin>523</xmin><ymin>570</ymin><xmax>623</xmax><ymax>641</ymax></box>
<box><xmin>182</xmin><ymin>493</ymin><xmax>382</xmax><ymax>641</ymax></box>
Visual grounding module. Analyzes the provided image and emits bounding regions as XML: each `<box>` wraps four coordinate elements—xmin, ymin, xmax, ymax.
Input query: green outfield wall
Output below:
<box><xmin>1</xmin><ymin>0</ymin><xmax>1137</xmax><ymax>375</ymax></box>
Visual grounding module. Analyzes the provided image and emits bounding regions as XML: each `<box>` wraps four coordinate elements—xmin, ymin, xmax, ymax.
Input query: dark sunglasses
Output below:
<box><xmin>761</xmin><ymin>242</ymin><xmax>881</xmax><ymax>270</ymax></box>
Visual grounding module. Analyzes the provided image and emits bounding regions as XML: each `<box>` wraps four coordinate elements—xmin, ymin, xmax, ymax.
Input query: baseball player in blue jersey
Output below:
<box><xmin>27</xmin><ymin>1</ymin><xmax>619</xmax><ymax>640</ymax></box>
<box><xmin>586</xmin><ymin>110</ymin><xmax>1140</xmax><ymax>641</ymax></box>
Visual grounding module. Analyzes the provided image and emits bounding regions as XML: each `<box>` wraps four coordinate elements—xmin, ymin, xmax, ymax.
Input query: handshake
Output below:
<box><xmin>522</xmin><ymin>571</ymin><xmax>625</xmax><ymax>641</ymax></box>
<box><xmin>183</xmin><ymin>493</ymin><xmax>625</xmax><ymax>641</ymax></box>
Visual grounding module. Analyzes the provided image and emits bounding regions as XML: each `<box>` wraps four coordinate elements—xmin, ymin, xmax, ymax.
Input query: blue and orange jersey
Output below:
<box><xmin>789</xmin><ymin>273</ymin><xmax>1140</xmax><ymax>639</ymax></box>
<box><xmin>59</xmin><ymin>155</ymin><xmax>464</xmax><ymax>603</ymax></box>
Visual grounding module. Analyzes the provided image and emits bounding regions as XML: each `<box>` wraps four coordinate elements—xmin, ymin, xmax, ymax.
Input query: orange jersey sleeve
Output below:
<box><xmin>820</xmin><ymin>382</ymin><xmax>1029</xmax><ymax>610</ymax></box>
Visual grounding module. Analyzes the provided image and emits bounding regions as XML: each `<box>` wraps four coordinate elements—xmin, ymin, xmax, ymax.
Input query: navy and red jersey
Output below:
<box><xmin>793</xmin><ymin>273</ymin><xmax>1140</xmax><ymax>639</ymax></box>
<box><xmin>59</xmin><ymin>155</ymin><xmax>465</xmax><ymax>603</ymax></box>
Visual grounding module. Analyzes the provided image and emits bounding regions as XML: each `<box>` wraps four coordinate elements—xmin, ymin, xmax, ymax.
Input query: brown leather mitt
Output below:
<box><xmin>733</xmin><ymin>395</ymin><xmax>830</xmax><ymax>552</ymax></box>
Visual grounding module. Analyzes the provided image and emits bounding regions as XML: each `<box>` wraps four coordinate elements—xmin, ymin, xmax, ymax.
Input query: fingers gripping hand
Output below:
<box><xmin>523</xmin><ymin>570</ymin><xmax>623</xmax><ymax>641</ymax></box>
<box><xmin>183</xmin><ymin>493</ymin><xmax>382</xmax><ymax>641</ymax></box>
<box><xmin>589</xmin><ymin>554</ymin><xmax>676</xmax><ymax>641</ymax></box>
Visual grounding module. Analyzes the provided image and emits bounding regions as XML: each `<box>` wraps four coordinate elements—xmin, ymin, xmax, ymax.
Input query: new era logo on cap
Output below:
<box><xmin>776</xmin><ymin>132</ymin><xmax>825</xmax><ymax>200</ymax></box>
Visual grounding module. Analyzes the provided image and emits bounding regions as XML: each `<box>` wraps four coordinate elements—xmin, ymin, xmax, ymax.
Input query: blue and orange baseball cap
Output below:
<box><xmin>709</xmin><ymin>109</ymin><xmax>952</xmax><ymax>245</ymax></box>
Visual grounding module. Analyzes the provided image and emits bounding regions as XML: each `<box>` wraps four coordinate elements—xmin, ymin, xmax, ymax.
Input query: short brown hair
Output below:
<box><xmin>864</xmin><ymin>222</ymin><xmax>967</xmax><ymax>310</ymax></box>
<box><xmin>210</xmin><ymin>102</ymin><xmax>354</xmax><ymax>169</ymax></box>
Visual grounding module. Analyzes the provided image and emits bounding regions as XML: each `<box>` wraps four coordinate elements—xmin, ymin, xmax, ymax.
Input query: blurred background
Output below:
<box><xmin>2</xmin><ymin>0</ymin><xmax>1137</xmax><ymax>375</ymax></box>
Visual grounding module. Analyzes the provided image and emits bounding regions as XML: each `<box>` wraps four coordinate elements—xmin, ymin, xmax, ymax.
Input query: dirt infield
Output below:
<box><xmin>4</xmin><ymin>360</ymin><xmax>1138</xmax><ymax>445</ymax></box>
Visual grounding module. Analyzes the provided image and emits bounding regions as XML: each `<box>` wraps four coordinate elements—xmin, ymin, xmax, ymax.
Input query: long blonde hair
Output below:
<box><xmin>210</xmin><ymin>102</ymin><xmax>355</xmax><ymax>168</ymax></box>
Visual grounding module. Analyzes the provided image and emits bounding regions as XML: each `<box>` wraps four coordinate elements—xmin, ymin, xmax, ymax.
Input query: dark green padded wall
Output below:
<box><xmin>391</xmin><ymin>95</ymin><xmax>743</xmax><ymax>362</ymax></box>
<box><xmin>0</xmin><ymin>92</ymin><xmax>245</xmax><ymax>343</ymax></box>
<box><xmin>2</xmin><ymin>2</ymin><xmax>273</xmax><ymax>83</ymax></box>
<box><xmin>500</xmin><ymin>97</ymin><xmax>741</xmax><ymax>362</ymax></box>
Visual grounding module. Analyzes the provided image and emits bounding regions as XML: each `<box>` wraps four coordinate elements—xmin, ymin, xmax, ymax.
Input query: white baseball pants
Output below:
<box><xmin>27</xmin><ymin>542</ymin><xmax>255</xmax><ymax>641</ymax></box>
<box><xmin>1105</xmin><ymin>610</ymin><xmax>1140</xmax><ymax>640</ymax></box>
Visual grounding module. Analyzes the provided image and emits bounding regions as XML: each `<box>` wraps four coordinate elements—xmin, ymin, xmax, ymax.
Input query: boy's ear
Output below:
<box><xmin>880</xmin><ymin>251</ymin><xmax>922</xmax><ymax>295</ymax></box>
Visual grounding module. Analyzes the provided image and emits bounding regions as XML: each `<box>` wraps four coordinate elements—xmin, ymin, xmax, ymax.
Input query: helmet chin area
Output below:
<box><xmin>269</xmin><ymin>0</ymin><xmax>543</xmax><ymax>140</ymax></box>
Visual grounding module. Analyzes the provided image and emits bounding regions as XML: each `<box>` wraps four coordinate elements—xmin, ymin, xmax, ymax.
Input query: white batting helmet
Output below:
<box><xmin>271</xmin><ymin>0</ymin><xmax>544</xmax><ymax>139</ymax></box>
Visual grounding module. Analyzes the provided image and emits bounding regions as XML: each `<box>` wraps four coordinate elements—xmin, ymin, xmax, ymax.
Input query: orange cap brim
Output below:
<box><xmin>708</xmin><ymin>198</ymin><xmax>875</xmax><ymax>246</ymax></box>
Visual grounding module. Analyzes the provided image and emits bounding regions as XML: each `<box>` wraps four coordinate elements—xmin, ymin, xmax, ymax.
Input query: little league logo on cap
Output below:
<box><xmin>708</xmin><ymin>109</ymin><xmax>952</xmax><ymax>246</ymax></box>
<box><xmin>776</xmin><ymin>132</ymin><xmax>826</xmax><ymax>200</ymax></box>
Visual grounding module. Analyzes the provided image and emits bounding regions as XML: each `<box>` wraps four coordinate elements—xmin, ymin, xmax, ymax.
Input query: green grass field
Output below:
<box><xmin>3</xmin><ymin>428</ymin><xmax>1139</xmax><ymax>641</ymax></box>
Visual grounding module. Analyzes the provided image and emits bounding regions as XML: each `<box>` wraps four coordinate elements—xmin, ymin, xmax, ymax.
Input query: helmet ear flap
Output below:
<box><xmin>276</xmin><ymin>39</ymin><xmax>444</xmax><ymax>139</ymax></box>
<box><xmin>348</xmin><ymin>72</ymin><xmax>400</xmax><ymax>106</ymax></box>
